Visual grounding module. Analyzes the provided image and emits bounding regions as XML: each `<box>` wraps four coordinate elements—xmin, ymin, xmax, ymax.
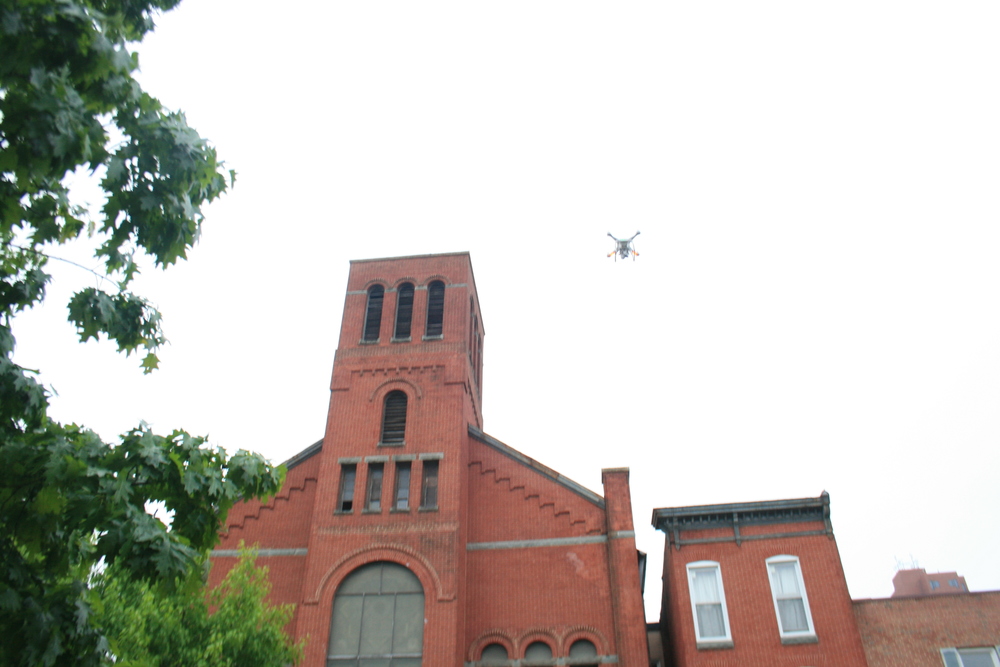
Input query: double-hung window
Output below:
<box><xmin>765</xmin><ymin>555</ymin><xmax>816</xmax><ymax>643</ymax></box>
<box><xmin>941</xmin><ymin>648</ymin><xmax>1000</xmax><ymax>667</ymax></box>
<box><xmin>685</xmin><ymin>561</ymin><xmax>732</xmax><ymax>648</ymax></box>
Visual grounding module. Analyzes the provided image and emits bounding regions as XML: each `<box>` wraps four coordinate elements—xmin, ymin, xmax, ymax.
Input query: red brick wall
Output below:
<box><xmin>854</xmin><ymin>592</ymin><xmax>1000</xmax><ymax>667</ymax></box>
<box><xmin>661</xmin><ymin>525</ymin><xmax>868</xmax><ymax>667</ymax></box>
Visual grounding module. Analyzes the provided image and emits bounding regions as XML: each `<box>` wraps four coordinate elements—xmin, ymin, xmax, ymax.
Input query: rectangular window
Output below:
<box><xmin>941</xmin><ymin>648</ymin><xmax>1000</xmax><ymax>667</ymax></box>
<box><xmin>931</xmin><ymin>580</ymin><xmax>941</xmax><ymax>589</ymax></box>
<box><xmin>949</xmin><ymin>579</ymin><xmax>960</xmax><ymax>588</ymax></box>
<box><xmin>685</xmin><ymin>561</ymin><xmax>732</xmax><ymax>647</ymax></box>
<box><xmin>420</xmin><ymin>460</ymin><xmax>439</xmax><ymax>510</ymax></box>
<box><xmin>766</xmin><ymin>555</ymin><xmax>816</xmax><ymax>642</ymax></box>
<box><xmin>365</xmin><ymin>463</ymin><xmax>384</xmax><ymax>511</ymax></box>
<box><xmin>337</xmin><ymin>465</ymin><xmax>356</xmax><ymax>512</ymax></box>
<box><xmin>393</xmin><ymin>462</ymin><xmax>411</xmax><ymax>510</ymax></box>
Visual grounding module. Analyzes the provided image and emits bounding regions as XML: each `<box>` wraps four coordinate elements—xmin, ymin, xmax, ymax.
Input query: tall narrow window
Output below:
<box><xmin>393</xmin><ymin>462</ymin><xmax>411</xmax><ymax>510</ymax></box>
<box><xmin>327</xmin><ymin>562</ymin><xmax>424</xmax><ymax>666</ymax></box>
<box><xmin>686</xmin><ymin>561</ymin><xmax>732</xmax><ymax>647</ymax></box>
<box><xmin>425</xmin><ymin>280</ymin><xmax>444</xmax><ymax>338</ymax></box>
<box><xmin>365</xmin><ymin>463</ymin><xmax>384</xmax><ymax>511</ymax></box>
<box><xmin>380</xmin><ymin>391</ymin><xmax>407</xmax><ymax>446</ymax></box>
<box><xmin>766</xmin><ymin>555</ymin><xmax>816</xmax><ymax>642</ymax></box>
<box><xmin>363</xmin><ymin>285</ymin><xmax>384</xmax><ymax>342</ymax></box>
<box><xmin>394</xmin><ymin>282</ymin><xmax>414</xmax><ymax>340</ymax></box>
<box><xmin>337</xmin><ymin>465</ymin><xmax>357</xmax><ymax>512</ymax></box>
<box><xmin>420</xmin><ymin>460</ymin><xmax>439</xmax><ymax>510</ymax></box>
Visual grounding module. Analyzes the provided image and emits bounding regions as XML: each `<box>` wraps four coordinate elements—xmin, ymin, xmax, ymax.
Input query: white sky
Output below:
<box><xmin>13</xmin><ymin>0</ymin><xmax>999</xmax><ymax>620</ymax></box>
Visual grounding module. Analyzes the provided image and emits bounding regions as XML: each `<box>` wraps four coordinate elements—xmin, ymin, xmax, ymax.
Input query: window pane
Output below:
<box><xmin>392</xmin><ymin>593</ymin><xmax>424</xmax><ymax>654</ymax></box>
<box><xmin>394</xmin><ymin>283</ymin><xmax>414</xmax><ymax>339</ymax></box>
<box><xmin>481</xmin><ymin>644</ymin><xmax>509</xmax><ymax>660</ymax></box>
<box><xmin>777</xmin><ymin>598</ymin><xmax>809</xmax><ymax>632</ymax></box>
<box><xmin>390</xmin><ymin>660</ymin><xmax>421</xmax><ymax>667</ymax></box>
<box><xmin>358</xmin><ymin>660</ymin><xmax>391</xmax><ymax>667</ymax></box>
<box><xmin>569</xmin><ymin>640</ymin><xmax>598</xmax><ymax>658</ymax></box>
<box><xmin>381</xmin><ymin>391</ymin><xmax>407</xmax><ymax>444</ymax></box>
<box><xmin>960</xmin><ymin>650</ymin><xmax>999</xmax><ymax>667</ymax></box>
<box><xmin>339</xmin><ymin>466</ymin><xmax>357</xmax><ymax>512</ymax></box>
<box><xmin>327</xmin><ymin>660</ymin><xmax>359</xmax><ymax>667</ymax></box>
<box><xmin>329</xmin><ymin>595</ymin><xmax>362</xmax><ymax>657</ymax></box>
<box><xmin>525</xmin><ymin>641</ymin><xmax>553</xmax><ymax>659</ymax></box>
<box><xmin>691</xmin><ymin>568</ymin><xmax>720</xmax><ymax>603</ymax></box>
<box><xmin>941</xmin><ymin>650</ymin><xmax>962</xmax><ymax>667</ymax></box>
<box><xmin>364</xmin><ymin>286</ymin><xmax>384</xmax><ymax>341</ymax></box>
<box><xmin>421</xmin><ymin>460</ymin><xmax>439</xmax><ymax>509</ymax></box>
<box><xmin>359</xmin><ymin>595</ymin><xmax>394</xmax><ymax>655</ymax></box>
<box><xmin>696</xmin><ymin>603</ymin><xmax>726</xmax><ymax>639</ymax></box>
<box><xmin>394</xmin><ymin>464</ymin><xmax>411</xmax><ymax>510</ymax></box>
<box><xmin>339</xmin><ymin>563</ymin><xmax>382</xmax><ymax>594</ymax></box>
<box><xmin>381</xmin><ymin>565</ymin><xmax>422</xmax><ymax>594</ymax></box>
<box><xmin>366</xmin><ymin>464</ymin><xmax>384</xmax><ymax>511</ymax></box>
<box><xmin>425</xmin><ymin>281</ymin><xmax>444</xmax><ymax>337</ymax></box>
<box><xmin>772</xmin><ymin>562</ymin><xmax>801</xmax><ymax>596</ymax></box>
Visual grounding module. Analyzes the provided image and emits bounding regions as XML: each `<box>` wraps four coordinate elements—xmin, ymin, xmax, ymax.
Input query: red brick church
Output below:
<box><xmin>208</xmin><ymin>252</ymin><xmax>649</xmax><ymax>667</ymax></box>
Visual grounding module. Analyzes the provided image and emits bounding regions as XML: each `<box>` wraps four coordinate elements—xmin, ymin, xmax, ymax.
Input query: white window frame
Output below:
<box><xmin>685</xmin><ymin>560</ymin><xmax>733</xmax><ymax>648</ymax></box>
<box><xmin>941</xmin><ymin>647</ymin><xmax>1000</xmax><ymax>667</ymax></box>
<box><xmin>765</xmin><ymin>555</ymin><xmax>817</xmax><ymax>644</ymax></box>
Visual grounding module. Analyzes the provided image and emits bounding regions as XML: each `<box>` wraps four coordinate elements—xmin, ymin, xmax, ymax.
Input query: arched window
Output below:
<box><xmin>380</xmin><ymin>390</ymin><xmax>407</xmax><ymax>446</ymax></box>
<box><xmin>327</xmin><ymin>562</ymin><xmax>424</xmax><ymax>666</ymax></box>
<box><xmin>394</xmin><ymin>282</ymin><xmax>414</xmax><ymax>340</ymax></box>
<box><xmin>425</xmin><ymin>280</ymin><xmax>445</xmax><ymax>338</ymax></box>
<box><xmin>480</xmin><ymin>643</ymin><xmax>509</xmax><ymax>664</ymax></box>
<box><xmin>523</xmin><ymin>641</ymin><xmax>553</xmax><ymax>665</ymax></box>
<box><xmin>363</xmin><ymin>285</ymin><xmax>384</xmax><ymax>342</ymax></box>
<box><xmin>569</xmin><ymin>639</ymin><xmax>598</xmax><ymax>666</ymax></box>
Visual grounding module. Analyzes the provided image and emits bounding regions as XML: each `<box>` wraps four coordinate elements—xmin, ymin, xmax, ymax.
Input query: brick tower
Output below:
<box><xmin>209</xmin><ymin>253</ymin><xmax>649</xmax><ymax>667</ymax></box>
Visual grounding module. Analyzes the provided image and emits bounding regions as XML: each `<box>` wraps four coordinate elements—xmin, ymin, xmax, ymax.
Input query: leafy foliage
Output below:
<box><xmin>0</xmin><ymin>1</ymin><xmax>283</xmax><ymax>666</ymax></box>
<box><xmin>96</xmin><ymin>547</ymin><xmax>304</xmax><ymax>667</ymax></box>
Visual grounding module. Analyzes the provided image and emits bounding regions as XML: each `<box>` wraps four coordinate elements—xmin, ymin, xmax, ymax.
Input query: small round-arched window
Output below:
<box><xmin>523</xmin><ymin>641</ymin><xmax>553</xmax><ymax>665</ymax></box>
<box><xmin>569</xmin><ymin>638</ymin><xmax>598</xmax><ymax>666</ymax></box>
<box><xmin>380</xmin><ymin>390</ymin><xmax>407</xmax><ymax>445</ymax></box>
<box><xmin>363</xmin><ymin>284</ymin><xmax>385</xmax><ymax>342</ymax></box>
<box><xmin>480</xmin><ymin>642</ymin><xmax>509</xmax><ymax>664</ymax></box>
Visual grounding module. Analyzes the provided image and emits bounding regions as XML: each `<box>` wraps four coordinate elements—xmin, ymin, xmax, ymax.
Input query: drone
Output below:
<box><xmin>607</xmin><ymin>231</ymin><xmax>640</xmax><ymax>261</ymax></box>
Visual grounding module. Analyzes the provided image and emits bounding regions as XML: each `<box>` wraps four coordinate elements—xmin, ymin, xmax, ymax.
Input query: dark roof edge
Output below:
<box><xmin>280</xmin><ymin>439</ymin><xmax>323</xmax><ymax>470</ymax></box>
<box><xmin>350</xmin><ymin>251</ymin><xmax>471</xmax><ymax>264</ymax></box>
<box><xmin>468</xmin><ymin>426</ymin><xmax>605</xmax><ymax>509</ymax></box>
<box><xmin>652</xmin><ymin>492</ymin><xmax>830</xmax><ymax>530</ymax></box>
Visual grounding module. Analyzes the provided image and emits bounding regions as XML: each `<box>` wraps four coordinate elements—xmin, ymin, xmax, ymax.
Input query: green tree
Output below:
<box><xmin>0</xmin><ymin>1</ymin><xmax>284</xmax><ymax>666</ymax></box>
<box><xmin>97</xmin><ymin>546</ymin><xmax>304</xmax><ymax>667</ymax></box>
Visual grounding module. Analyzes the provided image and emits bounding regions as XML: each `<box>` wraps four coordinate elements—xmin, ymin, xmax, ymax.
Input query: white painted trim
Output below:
<box><xmin>685</xmin><ymin>560</ymin><xmax>733</xmax><ymax>647</ymax></box>
<box><xmin>765</xmin><ymin>554</ymin><xmax>817</xmax><ymax>643</ymax></box>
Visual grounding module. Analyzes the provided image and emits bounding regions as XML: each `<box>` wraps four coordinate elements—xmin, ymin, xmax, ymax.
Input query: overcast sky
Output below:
<box><xmin>14</xmin><ymin>0</ymin><xmax>999</xmax><ymax>619</ymax></box>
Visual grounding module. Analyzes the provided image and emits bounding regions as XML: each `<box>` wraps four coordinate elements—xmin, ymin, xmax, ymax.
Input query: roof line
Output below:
<box><xmin>467</xmin><ymin>426</ymin><xmax>605</xmax><ymax>509</ymax></box>
<box><xmin>281</xmin><ymin>438</ymin><xmax>323</xmax><ymax>470</ymax></box>
<box><xmin>349</xmin><ymin>251</ymin><xmax>471</xmax><ymax>264</ymax></box>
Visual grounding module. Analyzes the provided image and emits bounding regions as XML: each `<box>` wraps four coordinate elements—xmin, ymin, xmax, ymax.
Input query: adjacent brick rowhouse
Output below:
<box><xmin>208</xmin><ymin>253</ymin><xmax>649</xmax><ymax>667</ymax></box>
<box><xmin>651</xmin><ymin>494</ymin><xmax>869</xmax><ymax>667</ymax></box>
<box><xmin>854</xmin><ymin>591</ymin><xmax>1000</xmax><ymax>667</ymax></box>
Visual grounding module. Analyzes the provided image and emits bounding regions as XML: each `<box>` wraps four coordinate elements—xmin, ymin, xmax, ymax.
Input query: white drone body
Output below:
<box><xmin>607</xmin><ymin>231</ymin><xmax>640</xmax><ymax>261</ymax></box>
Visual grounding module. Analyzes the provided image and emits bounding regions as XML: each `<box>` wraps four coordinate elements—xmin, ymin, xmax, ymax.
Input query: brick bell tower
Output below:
<box><xmin>210</xmin><ymin>252</ymin><xmax>648</xmax><ymax>667</ymax></box>
<box><xmin>294</xmin><ymin>252</ymin><xmax>483</xmax><ymax>666</ymax></box>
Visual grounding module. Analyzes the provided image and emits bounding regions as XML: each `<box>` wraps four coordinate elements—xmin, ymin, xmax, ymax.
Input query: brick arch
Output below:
<box><xmin>361</xmin><ymin>279</ymin><xmax>389</xmax><ymax>290</ymax></box>
<box><xmin>518</xmin><ymin>629</ymin><xmax>559</xmax><ymax>658</ymax></box>
<box><xmin>467</xmin><ymin>630</ymin><xmax>516</xmax><ymax>662</ymax></box>
<box><xmin>368</xmin><ymin>378</ymin><xmax>422</xmax><ymax>402</ymax></box>
<box><xmin>392</xmin><ymin>277</ymin><xmax>417</xmax><ymax>289</ymax></box>
<box><xmin>307</xmin><ymin>543</ymin><xmax>447</xmax><ymax>605</ymax></box>
<box><xmin>421</xmin><ymin>274</ymin><xmax>450</xmax><ymax>287</ymax></box>
<box><xmin>560</xmin><ymin>626</ymin><xmax>611</xmax><ymax>657</ymax></box>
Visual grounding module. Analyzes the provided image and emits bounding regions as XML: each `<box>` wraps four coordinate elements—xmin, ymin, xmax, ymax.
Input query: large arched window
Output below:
<box><xmin>424</xmin><ymin>280</ymin><xmax>445</xmax><ymax>338</ymax></box>
<box><xmin>327</xmin><ymin>562</ymin><xmax>424</xmax><ymax>666</ymax></box>
<box><xmin>394</xmin><ymin>282</ymin><xmax>415</xmax><ymax>340</ymax></box>
<box><xmin>380</xmin><ymin>390</ymin><xmax>407</xmax><ymax>446</ymax></box>
<box><xmin>363</xmin><ymin>285</ymin><xmax>385</xmax><ymax>342</ymax></box>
